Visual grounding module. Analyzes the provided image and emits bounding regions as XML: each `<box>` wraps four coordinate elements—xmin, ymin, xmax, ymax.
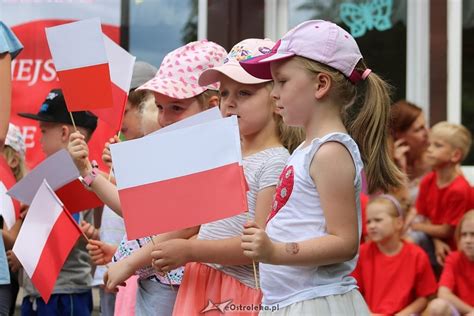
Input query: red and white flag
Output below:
<box><xmin>45</xmin><ymin>18</ymin><xmax>114</xmax><ymax>111</ymax></box>
<box><xmin>0</xmin><ymin>181</ymin><xmax>16</xmax><ymax>230</ymax></box>
<box><xmin>91</xmin><ymin>34</ymin><xmax>135</xmax><ymax>133</ymax></box>
<box><xmin>0</xmin><ymin>156</ymin><xmax>20</xmax><ymax>226</ymax></box>
<box><xmin>13</xmin><ymin>180</ymin><xmax>83</xmax><ymax>303</ymax></box>
<box><xmin>110</xmin><ymin>116</ymin><xmax>248</xmax><ymax>239</ymax></box>
<box><xmin>7</xmin><ymin>149</ymin><xmax>103</xmax><ymax>213</ymax></box>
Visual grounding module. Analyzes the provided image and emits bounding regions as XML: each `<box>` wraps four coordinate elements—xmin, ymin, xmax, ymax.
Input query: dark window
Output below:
<box><xmin>288</xmin><ymin>0</ymin><xmax>407</xmax><ymax>102</ymax></box>
<box><xmin>462</xmin><ymin>0</ymin><xmax>474</xmax><ymax>165</ymax></box>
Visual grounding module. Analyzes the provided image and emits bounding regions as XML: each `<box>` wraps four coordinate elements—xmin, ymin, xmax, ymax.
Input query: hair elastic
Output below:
<box><xmin>361</xmin><ymin>68</ymin><xmax>372</xmax><ymax>80</ymax></box>
<box><xmin>378</xmin><ymin>194</ymin><xmax>403</xmax><ymax>217</ymax></box>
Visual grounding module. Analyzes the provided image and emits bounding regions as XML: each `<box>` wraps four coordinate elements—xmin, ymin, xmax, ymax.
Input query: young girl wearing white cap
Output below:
<box><xmin>240</xmin><ymin>20</ymin><xmax>404</xmax><ymax>314</ymax></box>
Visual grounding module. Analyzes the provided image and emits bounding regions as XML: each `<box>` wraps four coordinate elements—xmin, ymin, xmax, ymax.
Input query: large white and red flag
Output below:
<box><xmin>91</xmin><ymin>35</ymin><xmax>135</xmax><ymax>133</ymax></box>
<box><xmin>110</xmin><ymin>116</ymin><xmax>248</xmax><ymax>239</ymax></box>
<box><xmin>7</xmin><ymin>149</ymin><xmax>103</xmax><ymax>213</ymax></box>
<box><xmin>45</xmin><ymin>18</ymin><xmax>114</xmax><ymax>111</ymax></box>
<box><xmin>13</xmin><ymin>180</ymin><xmax>83</xmax><ymax>303</ymax></box>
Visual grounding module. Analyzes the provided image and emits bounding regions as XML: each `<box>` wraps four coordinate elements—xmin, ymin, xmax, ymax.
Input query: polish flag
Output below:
<box><xmin>13</xmin><ymin>180</ymin><xmax>83</xmax><ymax>303</ymax></box>
<box><xmin>110</xmin><ymin>116</ymin><xmax>248</xmax><ymax>239</ymax></box>
<box><xmin>45</xmin><ymin>18</ymin><xmax>114</xmax><ymax>111</ymax></box>
<box><xmin>0</xmin><ymin>156</ymin><xmax>20</xmax><ymax>226</ymax></box>
<box><xmin>91</xmin><ymin>35</ymin><xmax>135</xmax><ymax>133</ymax></box>
<box><xmin>7</xmin><ymin>149</ymin><xmax>103</xmax><ymax>213</ymax></box>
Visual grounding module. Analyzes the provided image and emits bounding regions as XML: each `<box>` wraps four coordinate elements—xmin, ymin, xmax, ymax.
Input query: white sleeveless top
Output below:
<box><xmin>261</xmin><ymin>133</ymin><xmax>364</xmax><ymax>308</ymax></box>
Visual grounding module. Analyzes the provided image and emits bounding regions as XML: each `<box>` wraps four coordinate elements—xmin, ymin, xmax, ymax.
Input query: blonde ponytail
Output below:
<box><xmin>294</xmin><ymin>56</ymin><xmax>404</xmax><ymax>193</ymax></box>
<box><xmin>349</xmin><ymin>72</ymin><xmax>404</xmax><ymax>193</ymax></box>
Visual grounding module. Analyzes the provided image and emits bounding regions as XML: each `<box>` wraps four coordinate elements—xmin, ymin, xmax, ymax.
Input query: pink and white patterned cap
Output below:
<box><xmin>5</xmin><ymin>123</ymin><xmax>26</xmax><ymax>158</ymax></box>
<box><xmin>199</xmin><ymin>38</ymin><xmax>275</xmax><ymax>86</ymax></box>
<box><xmin>137</xmin><ymin>40</ymin><xmax>227</xmax><ymax>99</ymax></box>
<box><xmin>240</xmin><ymin>20</ymin><xmax>366</xmax><ymax>84</ymax></box>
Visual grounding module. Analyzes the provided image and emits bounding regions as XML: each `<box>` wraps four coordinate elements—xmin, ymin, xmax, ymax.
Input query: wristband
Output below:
<box><xmin>81</xmin><ymin>160</ymin><xmax>99</xmax><ymax>187</ymax></box>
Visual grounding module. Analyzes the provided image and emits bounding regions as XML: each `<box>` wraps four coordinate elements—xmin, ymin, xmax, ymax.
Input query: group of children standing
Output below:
<box><xmin>1</xmin><ymin>18</ymin><xmax>473</xmax><ymax>316</ymax></box>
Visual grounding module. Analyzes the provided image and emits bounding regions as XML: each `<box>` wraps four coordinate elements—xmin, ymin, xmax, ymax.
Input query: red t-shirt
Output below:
<box><xmin>352</xmin><ymin>241</ymin><xmax>437</xmax><ymax>315</ymax></box>
<box><xmin>439</xmin><ymin>251</ymin><xmax>474</xmax><ymax>306</ymax></box>
<box><xmin>360</xmin><ymin>192</ymin><xmax>369</xmax><ymax>243</ymax></box>
<box><xmin>416</xmin><ymin>172</ymin><xmax>471</xmax><ymax>244</ymax></box>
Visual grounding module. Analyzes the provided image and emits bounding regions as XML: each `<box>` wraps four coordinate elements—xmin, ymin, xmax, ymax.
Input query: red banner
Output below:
<box><xmin>9</xmin><ymin>19</ymin><xmax>119</xmax><ymax>169</ymax></box>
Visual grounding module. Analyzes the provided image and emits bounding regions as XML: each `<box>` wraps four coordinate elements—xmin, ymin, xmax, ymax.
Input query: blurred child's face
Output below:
<box><xmin>121</xmin><ymin>100</ymin><xmax>145</xmax><ymax>140</ymax></box>
<box><xmin>270</xmin><ymin>59</ymin><xmax>318</xmax><ymax>127</ymax></box>
<box><xmin>426</xmin><ymin>136</ymin><xmax>458</xmax><ymax>168</ymax></box>
<box><xmin>39</xmin><ymin>122</ymin><xmax>68</xmax><ymax>156</ymax></box>
<box><xmin>218</xmin><ymin>76</ymin><xmax>274</xmax><ymax>137</ymax></box>
<box><xmin>154</xmin><ymin>93</ymin><xmax>202</xmax><ymax>127</ymax></box>
<box><xmin>459</xmin><ymin>219</ymin><xmax>474</xmax><ymax>260</ymax></box>
<box><xmin>141</xmin><ymin>100</ymin><xmax>160</xmax><ymax>135</ymax></box>
<box><xmin>366</xmin><ymin>201</ymin><xmax>402</xmax><ymax>243</ymax></box>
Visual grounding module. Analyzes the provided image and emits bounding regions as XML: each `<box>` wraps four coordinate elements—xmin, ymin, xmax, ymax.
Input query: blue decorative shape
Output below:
<box><xmin>340</xmin><ymin>0</ymin><xmax>393</xmax><ymax>38</ymax></box>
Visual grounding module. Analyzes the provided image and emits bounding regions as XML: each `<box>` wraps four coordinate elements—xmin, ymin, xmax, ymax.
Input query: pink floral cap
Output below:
<box><xmin>137</xmin><ymin>40</ymin><xmax>227</xmax><ymax>99</ymax></box>
<box><xmin>199</xmin><ymin>38</ymin><xmax>275</xmax><ymax>86</ymax></box>
<box><xmin>5</xmin><ymin>123</ymin><xmax>26</xmax><ymax>158</ymax></box>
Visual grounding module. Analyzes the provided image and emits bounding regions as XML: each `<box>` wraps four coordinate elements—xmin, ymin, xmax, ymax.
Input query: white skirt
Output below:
<box><xmin>259</xmin><ymin>289</ymin><xmax>369</xmax><ymax>316</ymax></box>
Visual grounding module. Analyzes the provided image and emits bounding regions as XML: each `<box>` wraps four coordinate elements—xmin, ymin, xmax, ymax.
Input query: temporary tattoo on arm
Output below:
<box><xmin>285</xmin><ymin>242</ymin><xmax>299</xmax><ymax>255</ymax></box>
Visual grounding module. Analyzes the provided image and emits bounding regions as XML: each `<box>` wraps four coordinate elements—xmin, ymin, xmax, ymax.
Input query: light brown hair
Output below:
<box><xmin>294</xmin><ymin>56</ymin><xmax>404</xmax><ymax>194</ymax></box>
<box><xmin>3</xmin><ymin>146</ymin><xmax>27</xmax><ymax>181</ymax></box>
<box><xmin>455</xmin><ymin>210</ymin><xmax>474</xmax><ymax>245</ymax></box>
<box><xmin>431</xmin><ymin>121</ymin><xmax>472</xmax><ymax>161</ymax></box>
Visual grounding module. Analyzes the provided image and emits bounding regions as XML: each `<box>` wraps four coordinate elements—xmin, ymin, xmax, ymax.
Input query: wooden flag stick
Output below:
<box><xmin>246</xmin><ymin>212</ymin><xmax>259</xmax><ymax>289</ymax></box>
<box><xmin>68</xmin><ymin>112</ymin><xmax>78</xmax><ymax>132</ymax></box>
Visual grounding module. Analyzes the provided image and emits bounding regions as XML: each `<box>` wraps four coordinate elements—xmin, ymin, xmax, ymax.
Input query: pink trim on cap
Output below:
<box><xmin>348</xmin><ymin>68</ymin><xmax>372</xmax><ymax>84</ymax></box>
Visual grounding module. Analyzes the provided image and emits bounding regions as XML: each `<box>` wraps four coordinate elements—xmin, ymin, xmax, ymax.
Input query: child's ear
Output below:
<box><xmin>451</xmin><ymin>148</ymin><xmax>463</xmax><ymax>164</ymax></box>
<box><xmin>6</xmin><ymin>153</ymin><xmax>19</xmax><ymax>169</ymax></box>
<box><xmin>61</xmin><ymin>125</ymin><xmax>71</xmax><ymax>142</ymax></box>
<box><xmin>395</xmin><ymin>216</ymin><xmax>404</xmax><ymax>231</ymax></box>
<box><xmin>314</xmin><ymin>73</ymin><xmax>332</xmax><ymax>100</ymax></box>
<box><xmin>208</xmin><ymin>95</ymin><xmax>219</xmax><ymax>108</ymax></box>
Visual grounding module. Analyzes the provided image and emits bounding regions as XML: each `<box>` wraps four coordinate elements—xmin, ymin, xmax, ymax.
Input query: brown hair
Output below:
<box><xmin>195</xmin><ymin>89</ymin><xmax>219</xmax><ymax>110</ymax></box>
<box><xmin>294</xmin><ymin>56</ymin><xmax>404</xmax><ymax>194</ymax></box>
<box><xmin>390</xmin><ymin>100</ymin><xmax>423</xmax><ymax>138</ymax></box>
<box><xmin>128</xmin><ymin>89</ymin><xmax>153</xmax><ymax>110</ymax></box>
<box><xmin>455</xmin><ymin>210</ymin><xmax>474</xmax><ymax>246</ymax></box>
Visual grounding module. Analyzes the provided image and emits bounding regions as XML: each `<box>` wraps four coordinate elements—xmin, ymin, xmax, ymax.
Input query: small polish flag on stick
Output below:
<box><xmin>45</xmin><ymin>18</ymin><xmax>114</xmax><ymax>112</ymax></box>
<box><xmin>13</xmin><ymin>180</ymin><xmax>84</xmax><ymax>303</ymax></box>
<box><xmin>91</xmin><ymin>35</ymin><xmax>135</xmax><ymax>133</ymax></box>
<box><xmin>110</xmin><ymin>116</ymin><xmax>248</xmax><ymax>239</ymax></box>
<box><xmin>7</xmin><ymin>149</ymin><xmax>103</xmax><ymax>213</ymax></box>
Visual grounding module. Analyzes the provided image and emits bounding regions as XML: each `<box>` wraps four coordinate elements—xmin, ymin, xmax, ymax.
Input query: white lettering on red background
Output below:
<box><xmin>11</xmin><ymin>59</ymin><xmax>58</xmax><ymax>86</ymax></box>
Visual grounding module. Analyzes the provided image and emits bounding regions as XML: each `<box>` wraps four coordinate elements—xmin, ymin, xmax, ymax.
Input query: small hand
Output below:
<box><xmin>433</xmin><ymin>238</ymin><xmax>450</xmax><ymax>266</ymax></box>
<box><xmin>393</xmin><ymin>138</ymin><xmax>410</xmax><ymax>173</ymax></box>
<box><xmin>87</xmin><ymin>239</ymin><xmax>117</xmax><ymax>265</ymax></box>
<box><xmin>80</xmin><ymin>220</ymin><xmax>99</xmax><ymax>240</ymax></box>
<box><xmin>68</xmin><ymin>131</ymin><xmax>92</xmax><ymax>176</ymax></box>
<box><xmin>102</xmin><ymin>135</ymin><xmax>121</xmax><ymax>168</ymax></box>
<box><xmin>6</xmin><ymin>250</ymin><xmax>22</xmax><ymax>273</ymax></box>
<box><xmin>241</xmin><ymin>221</ymin><xmax>275</xmax><ymax>263</ymax></box>
<box><xmin>150</xmin><ymin>239</ymin><xmax>191</xmax><ymax>273</ymax></box>
<box><xmin>103</xmin><ymin>259</ymin><xmax>132</xmax><ymax>292</ymax></box>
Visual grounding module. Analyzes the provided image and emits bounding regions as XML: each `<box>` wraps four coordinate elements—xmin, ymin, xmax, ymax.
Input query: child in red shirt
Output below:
<box><xmin>411</xmin><ymin>122</ymin><xmax>472</xmax><ymax>265</ymax></box>
<box><xmin>353</xmin><ymin>194</ymin><xmax>437</xmax><ymax>315</ymax></box>
<box><xmin>427</xmin><ymin>210</ymin><xmax>474</xmax><ymax>315</ymax></box>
